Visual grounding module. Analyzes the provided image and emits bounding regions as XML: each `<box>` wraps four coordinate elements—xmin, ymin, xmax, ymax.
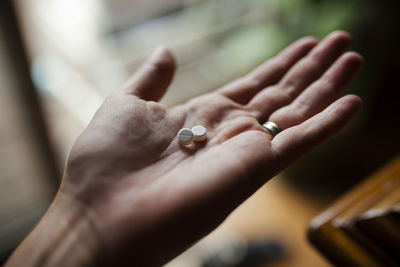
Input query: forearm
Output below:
<box><xmin>5</xmin><ymin>192</ymin><xmax>103</xmax><ymax>267</ymax></box>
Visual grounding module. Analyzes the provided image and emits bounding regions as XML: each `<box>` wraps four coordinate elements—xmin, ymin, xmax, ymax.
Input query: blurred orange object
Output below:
<box><xmin>309</xmin><ymin>155</ymin><xmax>400</xmax><ymax>267</ymax></box>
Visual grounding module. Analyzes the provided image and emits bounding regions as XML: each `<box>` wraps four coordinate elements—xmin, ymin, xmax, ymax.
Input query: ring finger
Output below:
<box><xmin>247</xmin><ymin>31</ymin><xmax>352</xmax><ymax>122</ymax></box>
<box><xmin>268</xmin><ymin>51</ymin><xmax>363</xmax><ymax>130</ymax></box>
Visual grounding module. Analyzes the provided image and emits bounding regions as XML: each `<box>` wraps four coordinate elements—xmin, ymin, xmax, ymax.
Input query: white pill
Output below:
<box><xmin>178</xmin><ymin>128</ymin><xmax>193</xmax><ymax>145</ymax></box>
<box><xmin>191</xmin><ymin>125</ymin><xmax>207</xmax><ymax>142</ymax></box>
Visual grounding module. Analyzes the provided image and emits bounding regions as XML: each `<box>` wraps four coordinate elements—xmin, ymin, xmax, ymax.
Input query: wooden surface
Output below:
<box><xmin>308</xmin><ymin>155</ymin><xmax>400</xmax><ymax>267</ymax></box>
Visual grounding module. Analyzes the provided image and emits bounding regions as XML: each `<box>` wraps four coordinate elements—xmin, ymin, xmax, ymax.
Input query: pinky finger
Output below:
<box><xmin>271</xmin><ymin>95</ymin><xmax>362</xmax><ymax>169</ymax></box>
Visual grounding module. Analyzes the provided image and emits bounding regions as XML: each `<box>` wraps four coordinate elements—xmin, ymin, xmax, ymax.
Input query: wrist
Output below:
<box><xmin>6</xmin><ymin>191</ymin><xmax>104</xmax><ymax>267</ymax></box>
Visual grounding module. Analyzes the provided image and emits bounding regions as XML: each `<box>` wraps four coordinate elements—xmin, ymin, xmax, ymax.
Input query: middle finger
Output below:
<box><xmin>248</xmin><ymin>31</ymin><xmax>352</xmax><ymax>122</ymax></box>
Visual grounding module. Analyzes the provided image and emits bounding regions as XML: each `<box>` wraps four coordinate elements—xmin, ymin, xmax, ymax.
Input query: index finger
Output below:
<box><xmin>218</xmin><ymin>36</ymin><xmax>317</xmax><ymax>104</ymax></box>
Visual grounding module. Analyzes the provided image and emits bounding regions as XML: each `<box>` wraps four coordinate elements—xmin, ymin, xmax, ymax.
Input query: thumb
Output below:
<box><xmin>122</xmin><ymin>46</ymin><xmax>176</xmax><ymax>102</ymax></box>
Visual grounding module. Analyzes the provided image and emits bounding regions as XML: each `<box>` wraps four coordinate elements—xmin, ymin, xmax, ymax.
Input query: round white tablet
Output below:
<box><xmin>178</xmin><ymin>128</ymin><xmax>193</xmax><ymax>145</ymax></box>
<box><xmin>191</xmin><ymin>125</ymin><xmax>207</xmax><ymax>142</ymax></box>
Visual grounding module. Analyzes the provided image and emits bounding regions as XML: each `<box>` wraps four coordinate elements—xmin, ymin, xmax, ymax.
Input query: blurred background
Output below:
<box><xmin>0</xmin><ymin>0</ymin><xmax>399</xmax><ymax>266</ymax></box>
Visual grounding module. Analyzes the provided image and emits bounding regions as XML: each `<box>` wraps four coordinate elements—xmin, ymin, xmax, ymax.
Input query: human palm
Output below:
<box><xmin>61</xmin><ymin>31</ymin><xmax>363</xmax><ymax>266</ymax></box>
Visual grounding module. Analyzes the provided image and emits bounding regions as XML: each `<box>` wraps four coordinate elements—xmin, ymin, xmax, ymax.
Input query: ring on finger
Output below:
<box><xmin>262</xmin><ymin>121</ymin><xmax>282</xmax><ymax>137</ymax></box>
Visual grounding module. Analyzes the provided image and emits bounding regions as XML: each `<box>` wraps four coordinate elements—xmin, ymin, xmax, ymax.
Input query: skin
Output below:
<box><xmin>6</xmin><ymin>31</ymin><xmax>363</xmax><ymax>267</ymax></box>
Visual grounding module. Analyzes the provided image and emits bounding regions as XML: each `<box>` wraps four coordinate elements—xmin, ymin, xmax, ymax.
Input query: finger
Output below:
<box><xmin>218</xmin><ymin>36</ymin><xmax>317</xmax><ymax>104</ymax></box>
<box><xmin>122</xmin><ymin>46</ymin><xmax>176</xmax><ymax>102</ymax></box>
<box><xmin>271</xmin><ymin>95</ymin><xmax>362</xmax><ymax>169</ymax></box>
<box><xmin>268</xmin><ymin>52</ymin><xmax>363</xmax><ymax>129</ymax></box>
<box><xmin>248</xmin><ymin>31</ymin><xmax>352</xmax><ymax>122</ymax></box>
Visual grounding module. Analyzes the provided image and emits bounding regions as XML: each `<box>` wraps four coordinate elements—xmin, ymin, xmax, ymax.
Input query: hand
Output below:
<box><xmin>6</xmin><ymin>31</ymin><xmax>363</xmax><ymax>267</ymax></box>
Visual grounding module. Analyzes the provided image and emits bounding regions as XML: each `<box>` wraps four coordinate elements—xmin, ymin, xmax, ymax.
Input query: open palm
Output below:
<box><xmin>61</xmin><ymin>31</ymin><xmax>363</xmax><ymax>266</ymax></box>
